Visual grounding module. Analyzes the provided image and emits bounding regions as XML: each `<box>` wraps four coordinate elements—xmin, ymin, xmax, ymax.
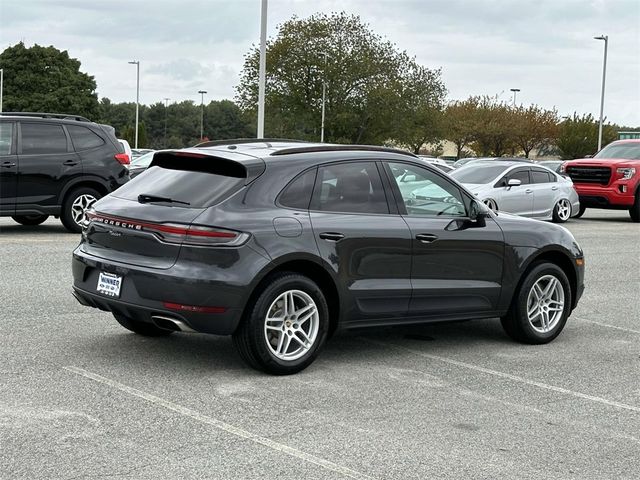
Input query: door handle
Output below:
<box><xmin>63</xmin><ymin>160</ymin><xmax>79</xmax><ymax>166</ymax></box>
<box><xmin>1</xmin><ymin>161</ymin><xmax>16</xmax><ymax>168</ymax></box>
<box><xmin>319</xmin><ymin>232</ymin><xmax>344</xmax><ymax>242</ymax></box>
<box><xmin>416</xmin><ymin>233</ymin><xmax>438</xmax><ymax>243</ymax></box>
<box><xmin>525</xmin><ymin>189</ymin><xmax>533</xmax><ymax>194</ymax></box>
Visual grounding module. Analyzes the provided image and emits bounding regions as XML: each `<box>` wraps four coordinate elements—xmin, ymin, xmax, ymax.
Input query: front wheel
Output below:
<box><xmin>12</xmin><ymin>214</ymin><xmax>49</xmax><ymax>226</ymax></box>
<box><xmin>629</xmin><ymin>191</ymin><xmax>640</xmax><ymax>222</ymax></box>
<box><xmin>501</xmin><ymin>262</ymin><xmax>572</xmax><ymax>344</ymax></box>
<box><xmin>552</xmin><ymin>198</ymin><xmax>571</xmax><ymax>223</ymax></box>
<box><xmin>233</xmin><ymin>273</ymin><xmax>329</xmax><ymax>375</ymax></box>
<box><xmin>61</xmin><ymin>187</ymin><xmax>101</xmax><ymax>233</ymax></box>
<box><xmin>483</xmin><ymin>198</ymin><xmax>498</xmax><ymax>212</ymax></box>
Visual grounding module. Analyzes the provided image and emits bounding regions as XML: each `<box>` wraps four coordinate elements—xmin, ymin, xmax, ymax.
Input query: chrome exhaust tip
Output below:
<box><xmin>151</xmin><ymin>315</ymin><xmax>196</xmax><ymax>333</ymax></box>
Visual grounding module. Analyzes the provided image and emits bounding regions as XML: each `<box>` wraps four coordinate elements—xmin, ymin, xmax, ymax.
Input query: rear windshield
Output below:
<box><xmin>450</xmin><ymin>164</ymin><xmax>508</xmax><ymax>184</ymax></box>
<box><xmin>594</xmin><ymin>143</ymin><xmax>640</xmax><ymax>160</ymax></box>
<box><xmin>112</xmin><ymin>154</ymin><xmax>246</xmax><ymax>208</ymax></box>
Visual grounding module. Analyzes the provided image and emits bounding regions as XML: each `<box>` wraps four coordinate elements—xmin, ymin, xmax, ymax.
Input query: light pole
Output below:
<box><xmin>163</xmin><ymin>97</ymin><xmax>170</xmax><ymax>148</ymax></box>
<box><xmin>128</xmin><ymin>61</ymin><xmax>140</xmax><ymax>148</ymax></box>
<box><xmin>257</xmin><ymin>0</ymin><xmax>267</xmax><ymax>138</ymax></box>
<box><xmin>198</xmin><ymin>90</ymin><xmax>207</xmax><ymax>140</ymax></box>
<box><xmin>594</xmin><ymin>35</ymin><xmax>608</xmax><ymax>151</ymax></box>
<box><xmin>510</xmin><ymin>88</ymin><xmax>520</xmax><ymax>107</ymax></box>
<box><xmin>319</xmin><ymin>52</ymin><xmax>331</xmax><ymax>143</ymax></box>
<box><xmin>0</xmin><ymin>69</ymin><xmax>3</xmax><ymax>113</ymax></box>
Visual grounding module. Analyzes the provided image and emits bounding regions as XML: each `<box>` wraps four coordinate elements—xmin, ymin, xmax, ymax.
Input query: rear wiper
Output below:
<box><xmin>138</xmin><ymin>193</ymin><xmax>190</xmax><ymax>206</ymax></box>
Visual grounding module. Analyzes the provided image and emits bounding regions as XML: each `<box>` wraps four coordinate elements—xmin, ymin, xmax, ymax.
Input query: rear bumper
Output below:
<box><xmin>574</xmin><ymin>183</ymin><xmax>636</xmax><ymax>208</ymax></box>
<box><xmin>71</xmin><ymin>244</ymin><xmax>270</xmax><ymax>335</ymax></box>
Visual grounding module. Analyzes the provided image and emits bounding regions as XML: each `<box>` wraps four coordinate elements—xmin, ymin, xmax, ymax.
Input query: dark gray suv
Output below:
<box><xmin>72</xmin><ymin>140</ymin><xmax>585</xmax><ymax>374</ymax></box>
<box><xmin>0</xmin><ymin>113</ymin><xmax>129</xmax><ymax>232</ymax></box>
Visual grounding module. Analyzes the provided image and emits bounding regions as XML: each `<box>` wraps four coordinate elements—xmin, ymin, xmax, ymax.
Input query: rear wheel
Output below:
<box><xmin>233</xmin><ymin>273</ymin><xmax>329</xmax><ymax>375</ymax></box>
<box><xmin>573</xmin><ymin>205</ymin><xmax>586</xmax><ymax>219</ymax></box>
<box><xmin>113</xmin><ymin>313</ymin><xmax>174</xmax><ymax>337</ymax></box>
<box><xmin>61</xmin><ymin>187</ymin><xmax>100</xmax><ymax>233</ymax></box>
<box><xmin>629</xmin><ymin>191</ymin><xmax>640</xmax><ymax>222</ymax></box>
<box><xmin>552</xmin><ymin>198</ymin><xmax>571</xmax><ymax>223</ymax></box>
<box><xmin>501</xmin><ymin>262</ymin><xmax>571</xmax><ymax>344</ymax></box>
<box><xmin>11</xmin><ymin>214</ymin><xmax>49</xmax><ymax>226</ymax></box>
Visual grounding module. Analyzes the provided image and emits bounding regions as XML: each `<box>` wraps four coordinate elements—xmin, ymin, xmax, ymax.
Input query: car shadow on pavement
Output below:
<box><xmin>0</xmin><ymin>223</ymin><xmax>76</xmax><ymax>235</ymax></box>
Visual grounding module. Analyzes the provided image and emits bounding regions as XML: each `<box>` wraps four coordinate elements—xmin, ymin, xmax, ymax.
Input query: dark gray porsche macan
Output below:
<box><xmin>72</xmin><ymin>140</ymin><xmax>585</xmax><ymax>374</ymax></box>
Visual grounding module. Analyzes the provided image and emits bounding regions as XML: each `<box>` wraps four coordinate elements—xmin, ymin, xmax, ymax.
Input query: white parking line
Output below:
<box><xmin>576</xmin><ymin>318</ymin><xmax>640</xmax><ymax>335</ymax></box>
<box><xmin>64</xmin><ymin>366</ymin><xmax>374</xmax><ymax>480</ymax></box>
<box><xmin>361</xmin><ymin>339</ymin><xmax>640</xmax><ymax>414</ymax></box>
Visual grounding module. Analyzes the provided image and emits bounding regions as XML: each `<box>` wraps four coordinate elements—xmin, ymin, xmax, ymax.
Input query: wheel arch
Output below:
<box><xmin>240</xmin><ymin>255</ymin><xmax>342</xmax><ymax>335</ymax></box>
<box><xmin>58</xmin><ymin>177</ymin><xmax>109</xmax><ymax>205</ymax></box>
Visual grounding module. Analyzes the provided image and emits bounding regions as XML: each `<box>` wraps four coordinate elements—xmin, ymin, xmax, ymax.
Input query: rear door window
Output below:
<box><xmin>0</xmin><ymin>123</ymin><xmax>13</xmax><ymax>155</ymax></box>
<box><xmin>278</xmin><ymin>169</ymin><xmax>317</xmax><ymax>210</ymax></box>
<box><xmin>311</xmin><ymin>162</ymin><xmax>389</xmax><ymax>214</ymax></box>
<box><xmin>20</xmin><ymin>123</ymin><xmax>68</xmax><ymax>154</ymax></box>
<box><xmin>68</xmin><ymin>125</ymin><xmax>105</xmax><ymax>151</ymax></box>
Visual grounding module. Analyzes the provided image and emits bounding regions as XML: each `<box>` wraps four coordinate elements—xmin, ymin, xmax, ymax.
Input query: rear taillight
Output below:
<box><xmin>163</xmin><ymin>302</ymin><xmax>226</xmax><ymax>314</ymax></box>
<box><xmin>115</xmin><ymin>153</ymin><xmax>130</xmax><ymax>165</ymax></box>
<box><xmin>85</xmin><ymin>212</ymin><xmax>248</xmax><ymax>246</ymax></box>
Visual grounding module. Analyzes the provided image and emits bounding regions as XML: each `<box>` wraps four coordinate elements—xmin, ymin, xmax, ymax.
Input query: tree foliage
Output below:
<box><xmin>556</xmin><ymin>113</ymin><xmax>617</xmax><ymax>159</ymax></box>
<box><xmin>236</xmin><ymin>12</ymin><xmax>446</xmax><ymax>145</ymax></box>
<box><xmin>0</xmin><ymin>42</ymin><xmax>99</xmax><ymax>118</ymax></box>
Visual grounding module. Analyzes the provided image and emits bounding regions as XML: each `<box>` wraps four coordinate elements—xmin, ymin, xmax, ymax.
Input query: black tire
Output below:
<box><xmin>61</xmin><ymin>187</ymin><xmax>101</xmax><ymax>233</ymax></box>
<box><xmin>11</xmin><ymin>214</ymin><xmax>49</xmax><ymax>226</ymax></box>
<box><xmin>629</xmin><ymin>191</ymin><xmax>640</xmax><ymax>223</ymax></box>
<box><xmin>500</xmin><ymin>262</ymin><xmax>572</xmax><ymax>344</ymax></box>
<box><xmin>113</xmin><ymin>313</ymin><xmax>174</xmax><ymax>337</ymax></box>
<box><xmin>233</xmin><ymin>272</ymin><xmax>330</xmax><ymax>375</ymax></box>
<box><xmin>573</xmin><ymin>205</ymin><xmax>586</xmax><ymax>219</ymax></box>
<box><xmin>551</xmin><ymin>199</ymin><xmax>571</xmax><ymax>223</ymax></box>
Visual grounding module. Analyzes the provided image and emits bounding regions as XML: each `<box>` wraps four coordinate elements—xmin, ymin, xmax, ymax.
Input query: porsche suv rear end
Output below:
<box><xmin>71</xmin><ymin>150</ymin><xmax>271</xmax><ymax>335</ymax></box>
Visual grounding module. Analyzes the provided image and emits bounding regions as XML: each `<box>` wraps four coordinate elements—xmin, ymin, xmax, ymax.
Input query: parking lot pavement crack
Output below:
<box><xmin>360</xmin><ymin>339</ymin><xmax>640</xmax><ymax>414</ymax></box>
<box><xmin>63</xmin><ymin>366</ymin><xmax>375</xmax><ymax>480</ymax></box>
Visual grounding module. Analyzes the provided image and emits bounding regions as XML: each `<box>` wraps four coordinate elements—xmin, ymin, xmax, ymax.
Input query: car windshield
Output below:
<box><xmin>594</xmin><ymin>143</ymin><xmax>640</xmax><ymax>160</ymax></box>
<box><xmin>450</xmin><ymin>164</ymin><xmax>509</xmax><ymax>184</ymax></box>
<box><xmin>130</xmin><ymin>151</ymin><xmax>155</xmax><ymax>168</ymax></box>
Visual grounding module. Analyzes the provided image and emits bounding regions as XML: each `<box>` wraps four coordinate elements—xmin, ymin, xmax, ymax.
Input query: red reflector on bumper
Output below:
<box><xmin>163</xmin><ymin>302</ymin><xmax>226</xmax><ymax>314</ymax></box>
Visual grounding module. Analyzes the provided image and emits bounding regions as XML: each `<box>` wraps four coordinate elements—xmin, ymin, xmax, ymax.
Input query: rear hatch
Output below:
<box><xmin>81</xmin><ymin>150</ymin><xmax>261</xmax><ymax>269</ymax></box>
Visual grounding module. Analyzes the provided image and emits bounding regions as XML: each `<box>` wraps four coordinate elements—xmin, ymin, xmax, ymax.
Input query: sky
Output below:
<box><xmin>1</xmin><ymin>0</ymin><xmax>639</xmax><ymax>126</ymax></box>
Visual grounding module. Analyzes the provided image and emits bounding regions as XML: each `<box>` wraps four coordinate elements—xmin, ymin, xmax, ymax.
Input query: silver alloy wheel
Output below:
<box><xmin>556</xmin><ymin>198</ymin><xmax>571</xmax><ymax>221</ymax></box>
<box><xmin>71</xmin><ymin>194</ymin><xmax>97</xmax><ymax>226</ymax></box>
<box><xmin>483</xmin><ymin>198</ymin><xmax>498</xmax><ymax>212</ymax></box>
<box><xmin>526</xmin><ymin>274</ymin><xmax>565</xmax><ymax>334</ymax></box>
<box><xmin>264</xmin><ymin>289</ymin><xmax>319</xmax><ymax>361</ymax></box>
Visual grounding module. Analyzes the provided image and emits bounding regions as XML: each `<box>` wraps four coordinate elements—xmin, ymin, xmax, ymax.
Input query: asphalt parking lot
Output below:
<box><xmin>1</xmin><ymin>210</ymin><xmax>638</xmax><ymax>480</ymax></box>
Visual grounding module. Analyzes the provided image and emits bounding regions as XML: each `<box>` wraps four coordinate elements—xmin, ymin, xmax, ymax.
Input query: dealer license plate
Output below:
<box><xmin>97</xmin><ymin>272</ymin><xmax>122</xmax><ymax>297</ymax></box>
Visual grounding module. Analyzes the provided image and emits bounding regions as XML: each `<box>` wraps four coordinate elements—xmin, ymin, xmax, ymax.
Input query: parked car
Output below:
<box><xmin>449</xmin><ymin>161</ymin><xmax>580</xmax><ymax>223</ymax></box>
<box><xmin>131</xmin><ymin>148</ymin><xmax>154</xmax><ymax>159</ymax></box>
<box><xmin>72</xmin><ymin>141</ymin><xmax>584</xmax><ymax>374</ymax></box>
<box><xmin>417</xmin><ymin>156</ymin><xmax>453</xmax><ymax>173</ymax></box>
<box><xmin>454</xmin><ymin>157</ymin><xmax>533</xmax><ymax>169</ymax></box>
<box><xmin>128</xmin><ymin>150</ymin><xmax>156</xmax><ymax>178</ymax></box>
<box><xmin>537</xmin><ymin>160</ymin><xmax>563</xmax><ymax>174</ymax></box>
<box><xmin>0</xmin><ymin>112</ymin><xmax>130</xmax><ymax>232</ymax></box>
<box><xmin>561</xmin><ymin>139</ymin><xmax>640</xmax><ymax>222</ymax></box>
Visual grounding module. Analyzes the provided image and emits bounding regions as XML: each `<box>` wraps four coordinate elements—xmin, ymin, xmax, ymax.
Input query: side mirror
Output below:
<box><xmin>469</xmin><ymin>199</ymin><xmax>488</xmax><ymax>222</ymax></box>
<box><xmin>507</xmin><ymin>178</ymin><xmax>522</xmax><ymax>187</ymax></box>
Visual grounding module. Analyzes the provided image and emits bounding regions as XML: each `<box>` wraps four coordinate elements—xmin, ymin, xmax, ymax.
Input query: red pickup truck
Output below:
<box><xmin>562</xmin><ymin>139</ymin><xmax>640</xmax><ymax>222</ymax></box>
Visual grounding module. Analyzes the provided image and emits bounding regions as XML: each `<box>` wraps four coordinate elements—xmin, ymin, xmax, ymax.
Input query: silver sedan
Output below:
<box><xmin>447</xmin><ymin>161</ymin><xmax>580</xmax><ymax>223</ymax></box>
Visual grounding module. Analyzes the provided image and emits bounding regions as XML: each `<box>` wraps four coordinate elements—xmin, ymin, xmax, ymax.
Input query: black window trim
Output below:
<box><xmin>17</xmin><ymin>121</ymin><xmax>72</xmax><ymax>155</ymax></box>
<box><xmin>380</xmin><ymin>159</ymin><xmax>470</xmax><ymax>219</ymax></box>
<box><xmin>308</xmin><ymin>159</ymin><xmax>395</xmax><ymax>216</ymax></box>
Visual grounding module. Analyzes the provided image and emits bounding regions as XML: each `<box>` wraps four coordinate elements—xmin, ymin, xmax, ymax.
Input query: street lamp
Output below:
<box><xmin>198</xmin><ymin>90</ymin><xmax>207</xmax><ymax>140</ymax></box>
<box><xmin>594</xmin><ymin>35</ymin><xmax>608</xmax><ymax>151</ymax></box>
<box><xmin>128</xmin><ymin>61</ymin><xmax>140</xmax><ymax>148</ymax></box>
<box><xmin>510</xmin><ymin>88</ymin><xmax>520</xmax><ymax>107</ymax></box>
<box><xmin>257</xmin><ymin>0</ymin><xmax>268</xmax><ymax>138</ymax></box>
<box><xmin>163</xmin><ymin>97</ymin><xmax>170</xmax><ymax>148</ymax></box>
<box><xmin>319</xmin><ymin>52</ymin><xmax>331</xmax><ymax>143</ymax></box>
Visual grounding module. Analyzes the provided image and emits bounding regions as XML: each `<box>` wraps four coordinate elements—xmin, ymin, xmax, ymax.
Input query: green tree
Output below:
<box><xmin>557</xmin><ymin>113</ymin><xmax>617</xmax><ymax>159</ymax></box>
<box><xmin>0</xmin><ymin>42</ymin><xmax>99</xmax><ymax>118</ymax></box>
<box><xmin>236</xmin><ymin>12</ymin><xmax>441</xmax><ymax>145</ymax></box>
<box><xmin>469</xmin><ymin>97</ymin><xmax>516</xmax><ymax>157</ymax></box>
<box><xmin>512</xmin><ymin>105</ymin><xmax>559</xmax><ymax>158</ymax></box>
<box><xmin>444</xmin><ymin>97</ymin><xmax>481</xmax><ymax>158</ymax></box>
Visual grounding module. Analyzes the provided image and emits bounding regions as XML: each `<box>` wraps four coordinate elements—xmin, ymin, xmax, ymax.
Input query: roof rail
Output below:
<box><xmin>193</xmin><ymin>138</ymin><xmax>307</xmax><ymax>148</ymax></box>
<box><xmin>0</xmin><ymin>112</ymin><xmax>92</xmax><ymax>122</ymax></box>
<box><xmin>270</xmin><ymin>144</ymin><xmax>417</xmax><ymax>157</ymax></box>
